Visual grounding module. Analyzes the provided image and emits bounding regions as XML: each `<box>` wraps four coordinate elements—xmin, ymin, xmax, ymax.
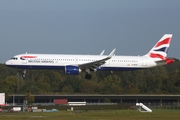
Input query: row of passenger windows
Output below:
<box><xmin>29</xmin><ymin>59</ymin><xmax>97</xmax><ymax>61</ymax></box>
<box><xmin>28</xmin><ymin>58</ymin><xmax>138</xmax><ymax>62</ymax></box>
<box><xmin>11</xmin><ymin>57</ymin><xmax>138</xmax><ymax>63</ymax></box>
<box><xmin>112</xmin><ymin>60</ymin><xmax>138</xmax><ymax>62</ymax></box>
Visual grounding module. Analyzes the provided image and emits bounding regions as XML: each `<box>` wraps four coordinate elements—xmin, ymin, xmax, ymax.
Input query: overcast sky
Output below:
<box><xmin>0</xmin><ymin>0</ymin><xmax>179</xmax><ymax>63</ymax></box>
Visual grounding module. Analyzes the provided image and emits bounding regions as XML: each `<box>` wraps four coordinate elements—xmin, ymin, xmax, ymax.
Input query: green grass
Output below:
<box><xmin>0</xmin><ymin>109</ymin><xmax>180</xmax><ymax>120</ymax></box>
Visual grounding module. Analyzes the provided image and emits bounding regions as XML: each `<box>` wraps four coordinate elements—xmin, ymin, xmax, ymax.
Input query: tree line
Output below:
<box><xmin>0</xmin><ymin>59</ymin><xmax>180</xmax><ymax>95</ymax></box>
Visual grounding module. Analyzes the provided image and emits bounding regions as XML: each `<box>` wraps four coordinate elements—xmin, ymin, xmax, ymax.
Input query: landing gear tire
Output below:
<box><xmin>85</xmin><ymin>74</ymin><xmax>92</xmax><ymax>80</ymax></box>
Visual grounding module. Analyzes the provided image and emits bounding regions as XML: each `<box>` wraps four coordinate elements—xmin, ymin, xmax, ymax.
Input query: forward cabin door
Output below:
<box><xmin>22</xmin><ymin>59</ymin><xmax>27</xmax><ymax>64</ymax></box>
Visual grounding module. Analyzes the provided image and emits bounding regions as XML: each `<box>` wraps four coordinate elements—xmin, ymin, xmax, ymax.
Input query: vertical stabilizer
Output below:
<box><xmin>145</xmin><ymin>34</ymin><xmax>173</xmax><ymax>60</ymax></box>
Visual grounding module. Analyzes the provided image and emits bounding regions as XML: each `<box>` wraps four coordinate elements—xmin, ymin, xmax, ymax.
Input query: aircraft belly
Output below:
<box><xmin>97</xmin><ymin>66</ymin><xmax>144</xmax><ymax>71</ymax></box>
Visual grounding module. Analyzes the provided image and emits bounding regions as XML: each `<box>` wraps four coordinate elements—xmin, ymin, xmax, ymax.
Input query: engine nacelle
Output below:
<box><xmin>65</xmin><ymin>66</ymin><xmax>81</xmax><ymax>75</ymax></box>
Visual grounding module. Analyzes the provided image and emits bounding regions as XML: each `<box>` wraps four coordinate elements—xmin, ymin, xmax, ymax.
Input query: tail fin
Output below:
<box><xmin>145</xmin><ymin>34</ymin><xmax>173</xmax><ymax>60</ymax></box>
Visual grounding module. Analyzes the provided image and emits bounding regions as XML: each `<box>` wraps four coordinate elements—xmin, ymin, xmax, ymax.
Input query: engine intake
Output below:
<box><xmin>65</xmin><ymin>66</ymin><xmax>81</xmax><ymax>75</ymax></box>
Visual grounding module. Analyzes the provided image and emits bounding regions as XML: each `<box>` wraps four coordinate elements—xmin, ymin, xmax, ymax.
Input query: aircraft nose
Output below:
<box><xmin>5</xmin><ymin>60</ymin><xmax>12</xmax><ymax>66</ymax></box>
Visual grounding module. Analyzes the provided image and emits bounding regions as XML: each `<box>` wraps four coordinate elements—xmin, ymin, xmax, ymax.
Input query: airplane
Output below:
<box><xmin>5</xmin><ymin>34</ymin><xmax>175</xmax><ymax>79</ymax></box>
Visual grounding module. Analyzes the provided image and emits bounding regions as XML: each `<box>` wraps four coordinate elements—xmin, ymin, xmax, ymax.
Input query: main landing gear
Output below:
<box><xmin>85</xmin><ymin>68</ymin><xmax>92</xmax><ymax>80</ymax></box>
<box><xmin>85</xmin><ymin>74</ymin><xmax>92</xmax><ymax>80</ymax></box>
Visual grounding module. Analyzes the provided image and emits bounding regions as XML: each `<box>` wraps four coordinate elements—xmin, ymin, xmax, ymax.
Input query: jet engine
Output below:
<box><xmin>64</xmin><ymin>66</ymin><xmax>81</xmax><ymax>75</ymax></box>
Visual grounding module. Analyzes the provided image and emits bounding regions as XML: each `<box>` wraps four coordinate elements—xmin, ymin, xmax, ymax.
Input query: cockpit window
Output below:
<box><xmin>11</xmin><ymin>57</ymin><xmax>18</xmax><ymax>60</ymax></box>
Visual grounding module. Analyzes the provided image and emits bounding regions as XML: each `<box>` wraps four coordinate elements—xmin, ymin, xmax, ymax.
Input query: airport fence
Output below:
<box><xmin>5</xmin><ymin>102</ymin><xmax>180</xmax><ymax>110</ymax></box>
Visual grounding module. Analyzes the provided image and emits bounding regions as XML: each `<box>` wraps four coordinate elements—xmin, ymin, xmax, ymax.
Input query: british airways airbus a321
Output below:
<box><xmin>5</xmin><ymin>34</ymin><xmax>175</xmax><ymax>79</ymax></box>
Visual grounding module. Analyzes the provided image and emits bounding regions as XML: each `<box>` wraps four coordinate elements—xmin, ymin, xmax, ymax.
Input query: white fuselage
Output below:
<box><xmin>5</xmin><ymin>54</ymin><xmax>160</xmax><ymax>71</ymax></box>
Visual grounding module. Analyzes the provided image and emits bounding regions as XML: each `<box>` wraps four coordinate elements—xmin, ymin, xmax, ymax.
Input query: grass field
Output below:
<box><xmin>0</xmin><ymin>109</ymin><xmax>180</xmax><ymax>120</ymax></box>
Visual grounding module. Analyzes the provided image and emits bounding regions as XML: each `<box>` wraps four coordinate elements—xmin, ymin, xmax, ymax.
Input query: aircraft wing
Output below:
<box><xmin>79</xmin><ymin>49</ymin><xmax>116</xmax><ymax>71</ymax></box>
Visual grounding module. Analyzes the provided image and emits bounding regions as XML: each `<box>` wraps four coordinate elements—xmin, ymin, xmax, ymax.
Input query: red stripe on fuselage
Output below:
<box><xmin>21</xmin><ymin>56</ymin><xmax>37</xmax><ymax>58</ymax></box>
<box><xmin>155</xmin><ymin>38</ymin><xmax>171</xmax><ymax>48</ymax></box>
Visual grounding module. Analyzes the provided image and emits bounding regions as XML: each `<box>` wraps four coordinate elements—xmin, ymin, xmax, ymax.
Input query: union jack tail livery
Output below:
<box><xmin>144</xmin><ymin>34</ymin><xmax>174</xmax><ymax>65</ymax></box>
<box><xmin>145</xmin><ymin>34</ymin><xmax>173</xmax><ymax>60</ymax></box>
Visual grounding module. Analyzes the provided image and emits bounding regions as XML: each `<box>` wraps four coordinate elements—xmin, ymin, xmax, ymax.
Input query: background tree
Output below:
<box><xmin>0</xmin><ymin>59</ymin><xmax>180</xmax><ymax>95</ymax></box>
<box><xmin>25</xmin><ymin>92</ymin><xmax>35</xmax><ymax>105</ymax></box>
